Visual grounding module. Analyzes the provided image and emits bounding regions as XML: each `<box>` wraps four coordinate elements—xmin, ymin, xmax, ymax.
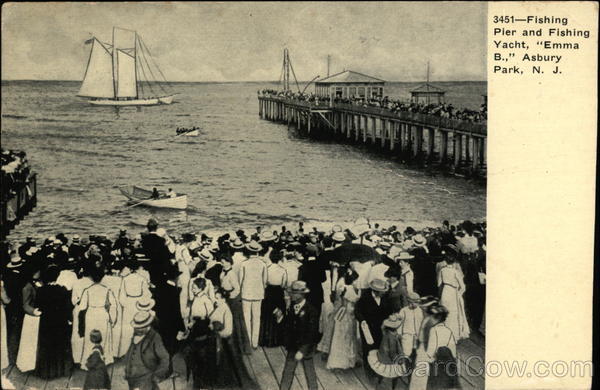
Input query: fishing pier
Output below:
<box><xmin>258</xmin><ymin>95</ymin><xmax>487</xmax><ymax>177</ymax></box>
<box><xmin>258</xmin><ymin>50</ymin><xmax>487</xmax><ymax>178</ymax></box>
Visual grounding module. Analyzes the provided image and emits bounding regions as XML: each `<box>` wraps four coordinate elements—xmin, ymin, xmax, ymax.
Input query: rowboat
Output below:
<box><xmin>176</xmin><ymin>129</ymin><xmax>199</xmax><ymax>136</ymax></box>
<box><xmin>119</xmin><ymin>186</ymin><xmax>188</xmax><ymax>210</ymax></box>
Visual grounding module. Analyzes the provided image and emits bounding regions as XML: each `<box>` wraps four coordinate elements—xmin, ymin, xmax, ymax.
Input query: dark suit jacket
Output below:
<box><xmin>154</xmin><ymin>282</ymin><xmax>185</xmax><ymax>355</ymax></box>
<box><xmin>141</xmin><ymin>233</ymin><xmax>172</xmax><ymax>284</ymax></box>
<box><xmin>282</xmin><ymin>300</ymin><xmax>320</xmax><ymax>357</ymax></box>
<box><xmin>355</xmin><ymin>291</ymin><xmax>394</xmax><ymax>348</ymax></box>
<box><xmin>124</xmin><ymin>328</ymin><xmax>170</xmax><ymax>381</ymax></box>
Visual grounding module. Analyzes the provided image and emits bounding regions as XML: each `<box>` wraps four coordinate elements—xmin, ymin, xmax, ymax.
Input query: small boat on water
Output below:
<box><xmin>78</xmin><ymin>27</ymin><xmax>176</xmax><ymax>106</ymax></box>
<box><xmin>119</xmin><ymin>186</ymin><xmax>187</xmax><ymax>210</ymax></box>
<box><xmin>176</xmin><ymin>128</ymin><xmax>200</xmax><ymax>136</ymax></box>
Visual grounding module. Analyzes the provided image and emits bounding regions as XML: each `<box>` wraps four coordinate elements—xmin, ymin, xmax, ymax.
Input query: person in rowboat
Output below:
<box><xmin>151</xmin><ymin>188</ymin><xmax>160</xmax><ymax>200</ymax></box>
<box><xmin>166</xmin><ymin>188</ymin><xmax>177</xmax><ymax>198</ymax></box>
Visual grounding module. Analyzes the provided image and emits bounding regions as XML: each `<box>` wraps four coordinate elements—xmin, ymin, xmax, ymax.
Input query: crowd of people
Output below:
<box><xmin>259</xmin><ymin>89</ymin><xmax>487</xmax><ymax>123</ymax></box>
<box><xmin>1</xmin><ymin>148</ymin><xmax>32</xmax><ymax>202</ymax></box>
<box><xmin>1</xmin><ymin>217</ymin><xmax>485</xmax><ymax>390</ymax></box>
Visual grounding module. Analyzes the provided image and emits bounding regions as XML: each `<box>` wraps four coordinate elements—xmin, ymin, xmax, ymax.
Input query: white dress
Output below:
<box><xmin>102</xmin><ymin>274</ymin><xmax>123</xmax><ymax>357</ymax></box>
<box><xmin>326</xmin><ymin>281</ymin><xmax>361</xmax><ymax>369</ymax></box>
<box><xmin>79</xmin><ymin>283</ymin><xmax>118</xmax><ymax>368</ymax></box>
<box><xmin>118</xmin><ymin>272</ymin><xmax>150</xmax><ymax>357</ymax></box>
<box><xmin>71</xmin><ymin>276</ymin><xmax>93</xmax><ymax>364</ymax></box>
<box><xmin>437</xmin><ymin>266</ymin><xmax>470</xmax><ymax>340</ymax></box>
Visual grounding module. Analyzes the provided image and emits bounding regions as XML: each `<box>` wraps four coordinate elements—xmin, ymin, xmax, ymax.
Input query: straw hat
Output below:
<box><xmin>412</xmin><ymin>234</ymin><xmax>427</xmax><ymax>247</ymax></box>
<box><xmin>382</xmin><ymin>313</ymin><xmax>403</xmax><ymax>329</ymax></box>
<box><xmin>287</xmin><ymin>280</ymin><xmax>310</xmax><ymax>294</ymax></box>
<box><xmin>7</xmin><ymin>252</ymin><xmax>23</xmax><ymax>268</ymax></box>
<box><xmin>369</xmin><ymin>278</ymin><xmax>389</xmax><ymax>292</ymax></box>
<box><xmin>131</xmin><ymin>311</ymin><xmax>155</xmax><ymax>328</ymax></box>
<box><xmin>245</xmin><ymin>240</ymin><xmax>263</xmax><ymax>253</ymax></box>
<box><xmin>406</xmin><ymin>292</ymin><xmax>421</xmax><ymax>303</ymax></box>
<box><xmin>394</xmin><ymin>252</ymin><xmax>414</xmax><ymax>261</ymax></box>
<box><xmin>378</xmin><ymin>241</ymin><xmax>392</xmax><ymax>250</ymax></box>
<box><xmin>230</xmin><ymin>238</ymin><xmax>244</xmax><ymax>250</ymax></box>
<box><xmin>136</xmin><ymin>297</ymin><xmax>156</xmax><ymax>311</ymax></box>
<box><xmin>332</xmin><ymin>232</ymin><xmax>346</xmax><ymax>243</ymax></box>
<box><xmin>260</xmin><ymin>231</ymin><xmax>276</xmax><ymax>242</ymax></box>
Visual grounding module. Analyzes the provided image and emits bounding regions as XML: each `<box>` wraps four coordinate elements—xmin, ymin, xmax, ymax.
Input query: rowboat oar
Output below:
<box><xmin>127</xmin><ymin>200</ymin><xmax>148</xmax><ymax>208</ymax></box>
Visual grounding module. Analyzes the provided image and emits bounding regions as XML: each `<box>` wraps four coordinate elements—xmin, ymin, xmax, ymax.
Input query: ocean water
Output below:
<box><xmin>1</xmin><ymin>80</ymin><xmax>486</xmax><ymax>241</ymax></box>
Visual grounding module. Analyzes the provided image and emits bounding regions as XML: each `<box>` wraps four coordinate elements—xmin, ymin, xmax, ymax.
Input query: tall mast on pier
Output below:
<box><xmin>279</xmin><ymin>48</ymin><xmax>301</xmax><ymax>93</ymax></box>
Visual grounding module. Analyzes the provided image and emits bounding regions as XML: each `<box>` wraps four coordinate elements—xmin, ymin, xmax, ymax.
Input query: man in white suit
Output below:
<box><xmin>239</xmin><ymin>240</ymin><xmax>268</xmax><ymax>348</ymax></box>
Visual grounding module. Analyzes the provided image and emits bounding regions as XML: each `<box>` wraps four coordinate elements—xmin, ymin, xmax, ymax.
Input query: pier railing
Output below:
<box><xmin>260</xmin><ymin>96</ymin><xmax>486</xmax><ymax>135</ymax></box>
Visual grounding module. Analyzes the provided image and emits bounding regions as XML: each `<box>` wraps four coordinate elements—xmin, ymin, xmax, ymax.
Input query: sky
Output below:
<box><xmin>1</xmin><ymin>2</ymin><xmax>487</xmax><ymax>82</ymax></box>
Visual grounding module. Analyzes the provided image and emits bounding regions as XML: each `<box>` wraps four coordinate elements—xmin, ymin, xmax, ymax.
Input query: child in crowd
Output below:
<box><xmin>83</xmin><ymin>329</ymin><xmax>110</xmax><ymax>390</ymax></box>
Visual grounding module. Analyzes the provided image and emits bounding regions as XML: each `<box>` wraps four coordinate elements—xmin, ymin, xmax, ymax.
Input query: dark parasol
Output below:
<box><xmin>319</xmin><ymin>243</ymin><xmax>381</xmax><ymax>265</ymax></box>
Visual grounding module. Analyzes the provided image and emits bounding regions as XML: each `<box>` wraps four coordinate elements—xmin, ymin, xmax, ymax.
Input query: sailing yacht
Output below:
<box><xmin>78</xmin><ymin>27</ymin><xmax>176</xmax><ymax>106</ymax></box>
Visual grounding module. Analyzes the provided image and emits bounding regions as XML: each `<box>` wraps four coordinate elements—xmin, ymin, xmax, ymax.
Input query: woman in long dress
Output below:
<box><xmin>437</xmin><ymin>257</ymin><xmax>469</xmax><ymax>341</ymax></box>
<box><xmin>424</xmin><ymin>306</ymin><xmax>459</xmax><ymax>390</ymax></box>
<box><xmin>71</xmin><ymin>266</ymin><xmax>94</xmax><ymax>365</ymax></box>
<box><xmin>101</xmin><ymin>261</ymin><xmax>123</xmax><ymax>358</ymax></box>
<box><xmin>16</xmin><ymin>261</ymin><xmax>43</xmax><ymax>373</ymax></box>
<box><xmin>79</xmin><ymin>266</ymin><xmax>117</xmax><ymax>368</ymax></box>
<box><xmin>220</xmin><ymin>258</ymin><xmax>252</xmax><ymax>355</ymax></box>
<box><xmin>209</xmin><ymin>288</ymin><xmax>259</xmax><ymax>389</ymax></box>
<box><xmin>34</xmin><ymin>266</ymin><xmax>74</xmax><ymax>379</ymax></box>
<box><xmin>325</xmin><ymin>269</ymin><xmax>361</xmax><ymax>370</ymax></box>
<box><xmin>258</xmin><ymin>256</ymin><xmax>287</xmax><ymax>347</ymax></box>
<box><xmin>317</xmin><ymin>265</ymin><xmax>347</xmax><ymax>356</ymax></box>
<box><xmin>117</xmin><ymin>258</ymin><xmax>151</xmax><ymax>357</ymax></box>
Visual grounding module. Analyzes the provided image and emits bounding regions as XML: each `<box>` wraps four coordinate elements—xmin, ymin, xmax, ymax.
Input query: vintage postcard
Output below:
<box><xmin>0</xmin><ymin>2</ymin><xmax>595</xmax><ymax>390</ymax></box>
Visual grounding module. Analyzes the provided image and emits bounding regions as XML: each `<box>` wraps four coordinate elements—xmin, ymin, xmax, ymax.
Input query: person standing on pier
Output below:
<box><xmin>239</xmin><ymin>240</ymin><xmax>268</xmax><ymax>348</ymax></box>
<box><xmin>124</xmin><ymin>311</ymin><xmax>171</xmax><ymax>390</ymax></box>
<box><xmin>141</xmin><ymin>219</ymin><xmax>173</xmax><ymax>287</ymax></box>
<box><xmin>276</xmin><ymin>280</ymin><xmax>320</xmax><ymax>390</ymax></box>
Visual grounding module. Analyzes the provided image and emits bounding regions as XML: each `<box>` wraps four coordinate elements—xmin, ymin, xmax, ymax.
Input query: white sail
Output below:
<box><xmin>78</xmin><ymin>39</ymin><xmax>114</xmax><ymax>98</ymax></box>
<box><xmin>116</xmin><ymin>50</ymin><xmax>137</xmax><ymax>98</ymax></box>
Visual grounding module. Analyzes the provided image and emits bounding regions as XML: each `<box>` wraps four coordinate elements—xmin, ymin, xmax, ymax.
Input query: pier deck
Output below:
<box><xmin>1</xmin><ymin>333</ymin><xmax>484</xmax><ymax>390</ymax></box>
<box><xmin>258</xmin><ymin>96</ymin><xmax>487</xmax><ymax>178</ymax></box>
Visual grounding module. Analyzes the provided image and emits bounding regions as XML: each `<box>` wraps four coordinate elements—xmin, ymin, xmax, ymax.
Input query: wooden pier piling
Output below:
<box><xmin>258</xmin><ymin>95</ymin><xmax>487</xmax><ymax>178</ymax></box>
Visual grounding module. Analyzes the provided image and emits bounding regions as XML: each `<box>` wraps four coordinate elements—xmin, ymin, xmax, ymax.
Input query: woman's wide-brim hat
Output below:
<box><xmin>260</xmin><ymin>231</ymin><xmax>276</xmax><ymax>242</ymax></box>
<box><xmin>412</xmin><ymin>234</ymin><xmax>427</xmax><ymax>247</ymax></box>
<box><xmin>230</xmin><ymin>238</ymin><xmax>245</xmax><ymax>250</ymax></box>
<box><xmin>131</xmin><ymin>310</ymin><xmax>155</xmax><ymax>328</ymax></box>
<box><xmin>332</xmin><ymin>232</ymin><xmax>346</xmax><ymax>243</ymax></box>
<box><xmin>369</xmin><ymin>278</ymin><xmax>389</xmax><ymax>292</ymax></box>
<box><xmin>136</xmin><ymin>297</ymin><xmax>156</xmax><ymax>311</ymax></box>
<box><xmin>406</xmin><ymin>292</ymin><xmax>421</xmax><ymax>303</ymax></box>
<box><xmin>442</xmin><ymin>244</ymin><xmax>459</xmax><ymax>257</ymax></box>
<box><xmin>394</xmin><ymin>252</ymin><xmax>414</xmax><ymax>261</ymax></box>
<box><xmin>382</xmin><ymin>313</ymin><xmax>403</xmax><ymax>329</ymax></box>
<box><xmin>287</xmin><ymin>280</ymin><xmax>310</xmax><ymax>294</ymax></box>
<box><xmin>245</xmin><ymin>240</ymin><xmax>263</xmax><ymax>253</ymax></box>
